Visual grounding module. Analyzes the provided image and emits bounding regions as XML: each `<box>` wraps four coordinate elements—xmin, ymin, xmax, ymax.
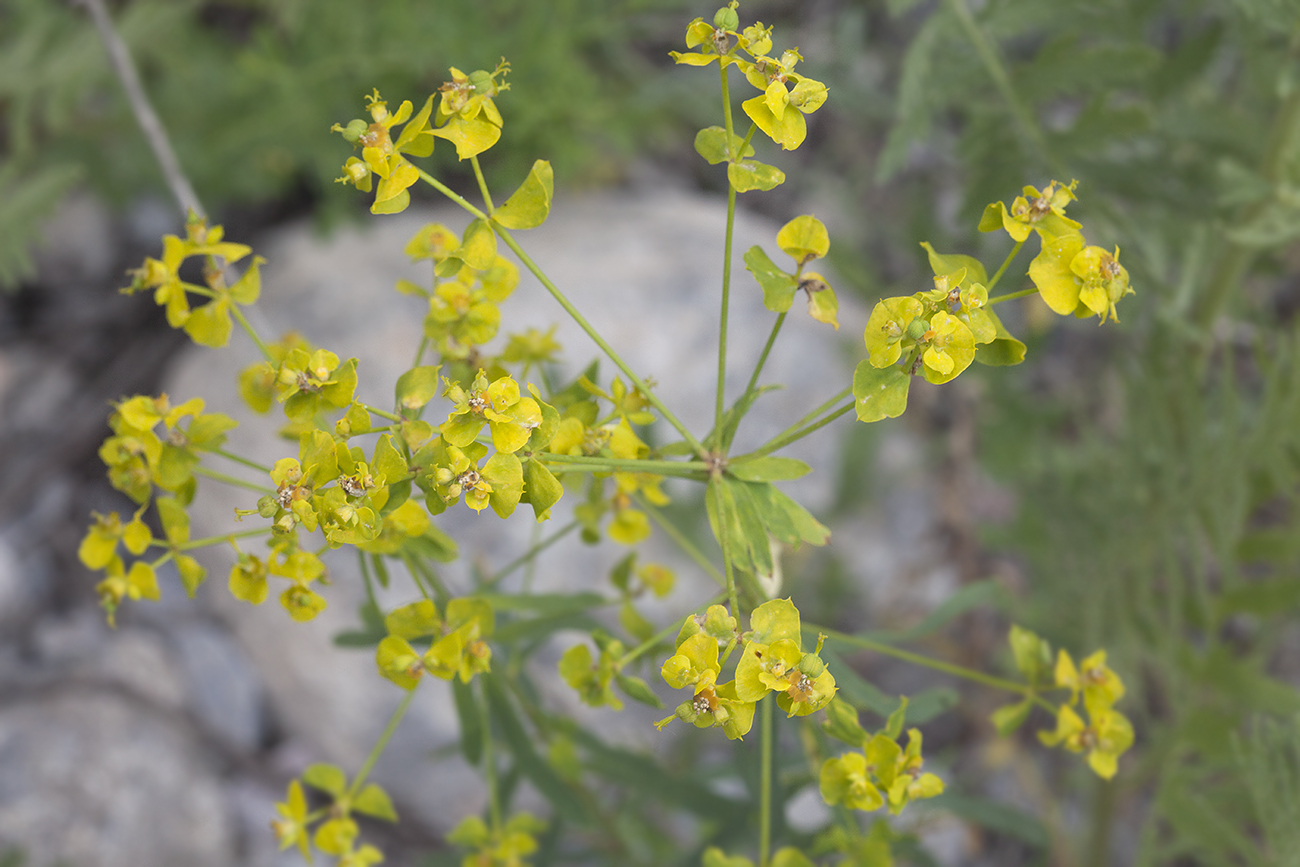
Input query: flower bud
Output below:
<box><xmin>341</xmin><ymin>118</ymin><xmax>368</xmax><ymax>143</ymax></box>
<box><xmin>797</xmin><ymin>652</ymin><xmax>826</xmax><ymax>678</ymax></box>
<box><xmin>906</xmin><ymin>317</ymin><xmax>929</xmax><ymax>341</ymax></box>
<box><xmin>713</xmin><ymin>3</ymin><xmax>739</xmax><ymax>31</ymax></box>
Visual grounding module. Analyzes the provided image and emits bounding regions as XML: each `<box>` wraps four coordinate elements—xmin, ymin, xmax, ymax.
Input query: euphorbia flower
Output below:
<box><xmin>1039</xmin><ymin>702</ymin><xmax>1134</xmax><ymax>780</ymax></box>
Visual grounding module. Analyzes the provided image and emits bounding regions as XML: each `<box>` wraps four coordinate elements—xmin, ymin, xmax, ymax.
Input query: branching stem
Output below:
<box><xmin>346</xmin><ymin>688</ymin><xmax>416</xmax><ymax>800</ymax></box>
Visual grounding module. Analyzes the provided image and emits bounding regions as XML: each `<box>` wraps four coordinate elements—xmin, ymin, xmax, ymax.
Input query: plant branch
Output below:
<box><xmin>346</xmin><ymin>688</ymin><xmax>417</xmax><ymax>800</ymax></box>
<box><xmin>984</xmin><ymin>239</ymin><xmax>1025</xmax><ymax>293</ymax></box>
<box><xmin>490</xmin><ymin>224</ymin><xmax>707</xmax><ymax>456</ymax></box>
<box><xmin>987</xmin><ymin>286</ymin><xmax>1037</xmax><ymax>306</ymax></box>
<box><xmin>79</xmin><ymin>0</ymin><xmax>204</xmax><ymax>219</ymax></box>
<box><xmin>192</xmin><ymin>466</ymin><xmax>274</xmax><ymax>495</ymax></box>
<box><xmin>481</xmin><ymin>520</ymin><xmax>579</xmax><ymax>590</ymax></box>
<box><xmin>760</xmin><ymin>693</ymin><xmax>774</xmax><ymax>867</ymax></box>
<box><xmin>634</xmin><ymin>495</ymin><xmax>724</xmax><ymax>588</ymax></box>
<box><xmin>206</xmin><ymin>447</ymin><xmax>271</xmax><ymax>475</ymax></box>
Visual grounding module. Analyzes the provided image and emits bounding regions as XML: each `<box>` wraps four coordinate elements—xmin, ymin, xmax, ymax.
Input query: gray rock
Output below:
<box><xmin>0</xmin><ymin>692</ymin><xmax>235</xmax><ymax>867</ymax></box>
<box><xmin>170</xmin><ymin>620</ymin><xmax>267</xmax><ymax>752</ymax></box>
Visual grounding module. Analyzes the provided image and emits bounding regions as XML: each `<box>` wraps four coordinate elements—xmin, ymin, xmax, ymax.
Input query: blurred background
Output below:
<box><xmin>3</xmin><ymin>0</ymin><xmax>1300</xmax><ymax>865</ymax></box>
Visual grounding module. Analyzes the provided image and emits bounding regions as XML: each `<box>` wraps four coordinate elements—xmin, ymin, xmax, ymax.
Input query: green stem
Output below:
<box><xmin>745</xmin><ymin>400</ymin><xmax>854</xmax><ymax>459</ymax></box>
<box><xmin>358</xmin><ymin>548</ymin><xmax>381</xmax><ymax>615</ymax></box>
<box><xmin>172</xmin><ymin>526</ymin><xmax>273</xmax><ymax>552</ymax></box>
<box><xmin>816</xmin><ymin>625</ymin><xmax>1052</xmax><ymax>708</ymax></box>
<box><xmin>634</xmin><ymin>495</ymin><xmax>724</xmax><ymax>588</ymax></box>
<box><xmin>412</xmin><ymin>335</ymin><xmax>429</xmax><ymax>369</ymax></box>
<box><xmin>987</xmin><ymin>286</ymin><xmax>1037</xmax><ymax>306</ymax></box>
<box><xmin>417</xmin><ymin>168</ymin><xmax>489</xmax><ymax>221</ymax></box>
<box><xmin>481</xmin><ymin>520</ymin><xmax>579</xmax><ymax>590</ymax></box>
<box><xmin>742</xmin><ymin>313</ymin><xmax>786</xmax><ymax>402</ymax></box>
<box><xmin>741</xmin><ymin>385</ymin><xmax>852</xmax><ymax>461</ymax></box>
<box><xmin>230</xmin><ymin>305</ymin><xmax>274</xmax><ymax>364</ymax></box>
<box><xmin>206</xmin><ymin>447</ymin><xmax>271</xmax><ymax>475</ymax></box>
<box><xmin>491</xmin><ymin>224</ymin><xmax>706</xmax><ymax>457</ymax></box>
<box><xmin>470</xmin><ymin>155</ymin><xmax>496</xmax><ymax>214</ymax></box>
<box><xmin>478</xmin><ymin>678</ymin><xmax>504</xmax><ymax>834</ymax></box>
<box><xmin>618</xmin><ymin>591</ymin><xmax>728</xmax><ymax>666</ymax></box>
<box><xmin>538</xmin><ymin>453</ymin><xmax>709</xmax><ymax>477</ymax></box>
<box><xmin>715</xmin><ymin>184</ymin><xmax>738</xmax><ymax>451</ymax></box>
<box><xmin>944</xmin><ymin>0</ymin><xmax>1059</xmax><ymax>173</ymax></box>
<box><xmin>712</xmin><ymin>477</ymin><xmax>741</xmax><ymax>617</ymax></box>
<box><xmin>759</xmin><ymin>693</ymin><xmax>774</xmax><ymax>867</ymax></box>
<box><xmin>346</xmin><ymin>688</ymin><xmax>416</xmax><ymax>800</ymax></box>
<box><xmin>361</xmin><ymin>403</ymin><xmax>403</xmax><ymax>423</ymax></box>
<box><xmin>192</xmin><ymin>466</ymin><xmax>274</xmax><ymax>495</ymax></box>
<box><xmin>984</xmin><ymin>239</ymin><xmax>1025</xmax><ymax>293</ymax></box>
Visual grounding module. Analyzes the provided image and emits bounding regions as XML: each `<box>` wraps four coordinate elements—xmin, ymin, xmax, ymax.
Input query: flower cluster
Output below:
<box><xmin>270</xmin><ymin>764</ymin><xmax>397</xmax><ymax>866</ymax></box>
<box><xmin>671</xmin><ymin>3</ymin><xmax>829</xmax><ymax>152</ymax></box>
<box><xmin>992</xmin><ymin>626</ymin><xmax>1134</xmax><ymax>780</ymax></box>
<box><xmin>122</xmin><ymin>214</ymin><xmax>263</xmax><ymax>347</ymax></box>
<box><xmin>375</xmin><ymin>598</ymin><xmax>495</xmax><ymax>689</ymax></box>
<box><xmin>654</xmin><ymin>599</ymin><xmax>837</xmax><ymax>739</ymax></box>
<box><xmin>1038</xmin><ymin>648</ymin><xmax>1134</xmax><ymax>779</ymax></box>
<box><xmin>819</xmin><ymin>697</ymin><xmax>945</xmax><ymax>815</ymax></box>
<box><xmin>983</xmin><ymin>180</ymin><xmax>1135</xmax><ymax>323</ymax></box>
<box><xmin>448</xmin><ymin>813</ymin><xmax>545</xmax><ymax>867</ymax></box>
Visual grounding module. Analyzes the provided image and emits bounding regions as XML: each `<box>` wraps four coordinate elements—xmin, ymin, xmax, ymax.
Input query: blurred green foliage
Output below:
<box><xmin>0</xmin><ymin>0</ymin><xmax>696</xmax><ymax>287</ymax></box>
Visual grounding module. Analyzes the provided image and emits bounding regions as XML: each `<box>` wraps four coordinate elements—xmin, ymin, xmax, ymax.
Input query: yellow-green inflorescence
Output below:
<box><xmin>991</xmin><ymin>625</ymin><xmax>1135</xmax><ymax>780</ymax></box>
<box><xmin>854</xmin><ymin>180</ymin><xmax>1134</xmax><ymax>425</ymax></box>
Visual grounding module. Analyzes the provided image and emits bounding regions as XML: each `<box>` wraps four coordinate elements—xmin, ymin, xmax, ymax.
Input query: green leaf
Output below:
<box><xmin>728</xmin><ymin>160</ymin><xmax>786</xmax><ymax>193</ymax></box>
<box><xmin>451</xmin><ymin>677</ymin><xmax>484</xmax><ymax>765</ymax></box>
<box><xmin>776</xmin><ymin>215</ymin><xmax>830</xmax><ymax>264</ymax></box>
<box><xmin>919</xmin><ymin>241</ymin><xmax>988</xmax><ymax>286</ymax></box>
<box><xmin>742</xmin><ymin>246</ymin><xmax>799</xmax><ymax>313</ymax></box>
<box><xmin>974</xmin><ymin>308</ymin><xmax>1027</xmax><ymax>366</ymax></box>
<box><xmin>395</xmin><ymin>365</ymin><xmax>441</xmax><ymax>410</ymax></box>
<box><xmin>749</xmin><ymin>481</ymin><xmax>831</xmax><ymax>547</ymax></box>
<box><xmin>371</xmin><ymin>188</ymin><xmax>411</xmax><ymax>215</ymax></box>
<box><xmin>493</xmin><ymin>159</ymin><xmax>554</xmax><ymax>230</ymax></box>
<box><xmin>302</xmin><ymin>763</ymin><xmax>348</xmax><ymax>797</ymax></box>
<box><xmin>482</xmin><ymin>673</ymin><xmax>587</xmax><ymax>824</ymax></box>
<box><xmin>453</xmin><ymin>218</ymin><xmax>498</xmax><ymax>270</ymax></box>
<box><xmin>853</xmin><ymin>360</ymin><xmax>910</xmax><ymax>423</ymax></box>
<box><xmin>484</xmin><ymin>452</ymin><xmax>524</xmax><ymax>519</ymax></box>
<box><xmin>728</xmin><ymin>456</ymin><xmax>811</xmax><ymax>482</ymax></box>
<box><xmin>990</xmin><ymin>699</ymin><xmax>1033</xmax><ymax>735</ymax></box>
<box><xmin>931</xmin><ymin>792</ymin><xmax>1048</xmax><ymax>850</ymax></box>
<box><xmin>523</xmin><ymin>458</ymin><xmax>564</xmax><ymax>521</ymax></box>
<box><xmin>615</xmin><ymin>673</ymin><xmax>663</xmax><ymax>708</ymax></box>
<box><xmin>884</xmin><ymin>696</ymin><xmax>909</xmax><ymax>740</ymax></box>
<box><xmin>352</xmin><ymin>783</ymin><xmax>398</xmax><ymax>822</ymax></box>
<box><xmin>693</xmin><ymin>126</ymin><xmax>754</xmax><ymax>164</ymax></box>
<box><xmin>183</xmin><ymin>297</ymin><xmax>233</xmax><ymax>347</ymax></box>
<box><xmin>155</xmin><ymin>496</ymin><xmax>190</xmax><ymax>545</ymax></box>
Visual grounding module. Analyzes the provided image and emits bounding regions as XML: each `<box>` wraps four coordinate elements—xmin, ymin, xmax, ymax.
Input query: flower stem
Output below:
<box><xmin>715</xmin><ymin>63</ymin><xmax>739</xmax><ymax>453</ymax></box>
<box><xmin>740</xmin><ymin>313</ymin><xmax>786</xmax><ymax>407</ymax></box>
<box><xmin>984</xmin><ymin>239</ymin><xmax>1025</xmax><ymax>293</ymax></box>
<box><xmin>193</xmin><ymin>466</ymin><xmax>274</xmax><ymax>495</ymax></box>
<box><xmin>759</xmin><ymin>693</ymin><xmax>775</xmax><ymax>867</ymax></box>
<box><xmin>346</xmin><ymin>688</ymin><xmax>416</xmax><ymax>800</ymax></box>
<box><xmin>491</xmin><ymin>224</ymin><xmax>707</xmax><ymax>457</ymax></box>
<box><xmin>539</xmin><ymin>453</ymin><xmax>709</xmax><ymax>477</ymax></box>
<box><xmin>815</xmin><ymin>625</ymin><xmax>1052</xmax><ymax>708</ymax></box>
<box><xmin>477</xmin><ymin>678</ymin><xmax>504</xmax><ymax>834</ymax></box>
<box><xmin>417</xmin><ymin>168</ymin><xmax>489</xmax><ymax>221</ymax></box>
<box><xmin>481</xmin><ymin>520</ymin><xmax>579</xmax><ymax>590</ymax></box>
<box><xmin>229</xmin><ymin>305</ymin><xmax>274</xmax><ymax>364</ymax></box>
<box><xmin>619</xmin><ymin>592</ymin><xmax>728</xmax><ymax>667</ymax></box>
<box><xmin>172</xmin><ymin>526</ymin><xmax>273</xmax><ymax>552</ymax></box>
<box><xmin>711</xmin><ymin>477</ymin><xmax>742</xmax><ymax>617</ymax></box>
<box><xmin>361</xmin><ymin>403</ymin><xmax>403</xmax><ymax>423</ymax></box>
<box><xmin>470</xmin><ymin>155</ymin><xmax>496</xmax><ymax>214</ymax></box>
<box><xmin>743</xmin><ymin>399</ymin><xmax>855</xmax><ymax>459</ymax></box>
<box><xmin>206</xmin><ymin>447</ymin><xmax>271</xmax><ymax>475</ymax></box>
<box><xmin>987</xmin><ymin>286</ymin><xmax>1037</xmax><ymax>306</ymax></box>
<box><xmin>635</xmin><ymin>495</ymin><xmax>725</xmax><ymax>591</ymax></box>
